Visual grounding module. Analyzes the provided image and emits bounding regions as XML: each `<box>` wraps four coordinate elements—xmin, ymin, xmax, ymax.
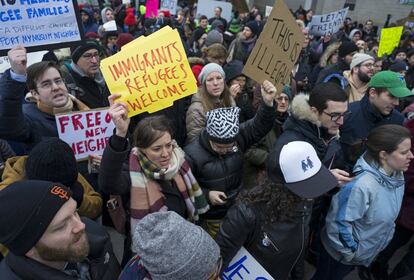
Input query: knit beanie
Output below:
<box><xmin>338</xmin><ymin>41</ymin><xmax>358</xmax><ymax>58</ymax></box>
<box><xmin>223</xmin><ymin>59</ymin><xmax>244</xmax><ymax>83</ymax></box>
<box><xmin>116</xmin><ymin>33</ymin><xmax>134</xmax><ymax>49</ymax></box>
<box><xmin>205</xmin><ymin>29</ymin><xmax>223</xmax><ymax>47</ymax></box>
<box><xmin>210</xmin><ymin>19</ymin><xmax>225</xmax><ymax>33</ymax></box>
<box><xmin>133</xmin><ymin>211</ymin><xmax>220</xmax><ymax>280</ymax></box>
<box><xmin>0</xmin><ymin>180</ymin><xmax>72</xmax><ymax>255</ymax></box>
<box><xmin>26</xmin><ymin>138</ymin><xmax>78</xmax><ymax>188</ymax></box>
<box><xmin>71</xmin><ymin>39</ymin><xmax>101</xmax><ymax>63</ymax></box>
<box><xmin>390</xmin><ymin>59</ymin><xmax>408</xmax><ymax>72</ymax></box>
<box><xmin>283</xmin><ymin>85</ymin><xmax>292</xmax><ymax>100</ymax></box>
<box><xmin>245</xmin><ymin>21</ymin><xmax>259</xmax><ymax>37</ymax></box>
<box><xmin>350</xmin><ymin>53</ymin><xmax>374</xmax><ymax>69</ymax></box>
<box><xmin>206</xmin><ymin>107</ymin><xmax>241</xmax><ymax>144</ymax></box>
<box><xmin>198</xmin><ymin>62</ymin><xmax>225</xmax><ymax>84</ymax></box>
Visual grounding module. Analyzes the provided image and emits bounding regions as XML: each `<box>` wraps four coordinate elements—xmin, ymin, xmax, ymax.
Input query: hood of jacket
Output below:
<box><xmin>290</xmin><ymin>93</ymin><xmax>321</xmax><ymax>126</ymax></box>
<box><xmin>101</xmin><ymin>7</ymin><xmax>114</xmax><ymax>24</ymax></box>
<box><xmin>188</xmin><ymin>57</ymin><xmax>205</xmax><ymax>67</ymax></box>
<box><xmin>0</xmin><ymin>156</ymin><xmax>26</xmax><ymax>190</ymax></box>
<box><xmin>319</xmin><ymin>42</ymin><xmax>341</xmax><ymax>68</ymax></box>
<box><xmin>353</xmin><ymin>154</ymin><xmax>405</xmax><ymax>190</ymax></box>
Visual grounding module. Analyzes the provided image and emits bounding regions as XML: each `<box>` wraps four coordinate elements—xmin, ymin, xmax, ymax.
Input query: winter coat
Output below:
<box><xmin>322</xmin><ymin>156</ymin><xmax>405</xmax><ymax>267</ymax></box>
<box><xmin>65</xmin><ymin>68</ymin><xmax>110</xmax><ymax>109</ymax></box>
<box><xmin>226</xmin><ymin>34</ymin><xmax>257</xmax><ymax>64</ymax></box>
<box><xmin>316</xmin><ymin>59</ymin><xmax>350</xmax><ymax>87</ymax></box>
<box><xmin>215</xmin><ymin>198</ymin><xmax>313</xmax><ymax>279</ymax></box>
<box><xmin>397</xmin><ymin>118</ymin><xmax>414</xmax><ymax>231</ymax></box>
<box><xmin>0</xmin><ymin>156</ymin><xmax>102</xmax><ymax>219</ymax></box>
<box><xmin>81</xmin><ymin>8</ymin><xmax>99</xmax><ymax>34</ymax></box>
<box><xmin>309</xmin><ymin>42</ymin><xmax>341</xmax><ymax>86</ymax></box>
<box><xmin>343</xmin><ymin>70</ymin><xmax>368</xmax><ymax>103</ymax></box>
<box><xmin>184</xmin><ymin>103</ymin><xmax>276</xmax><ymax>220</ymax></box>
<box><xmin>185</xmin><ymin>91</ymin><xmax>236</xmax><ymax>144</ymax></box>
<box><xmin>340</xmin><ymin>94</ymin><xmax>404</xmax><ymax>170</ymax></box>
<box><xmin>0</xmin><ymin>218</ymin><xmax>121</xmax><ymax>280</ymax></box>
<box><xmin>267</xmin><ymin>94</ymin><xmax>344</xmax><ymax>184</ymax></box>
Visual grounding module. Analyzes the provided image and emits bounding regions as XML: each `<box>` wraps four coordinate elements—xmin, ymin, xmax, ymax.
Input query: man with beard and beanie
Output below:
<box><xmin>119</xmin><ymin>211</ymin><xmax>221</xmax><ymax>280</ymax></box>
<box><xmin>66</xmin><ymin>40</ymin><xmax>110</xmax><ymax>109</ymax></box>
<box><xmin>316</xmin><ymin>41</ymin><xmax>359</xmax><ymax>87</ymax></box>
<box><xmin>184</xmin><ymin>80</ymin><xmax>277</xmax><ymax>237</ymax></box>
<box><xmin>344</xmin><ymin>53</ymin><xmax>375</xmax><ymax>103</ymax></box>
<box><xmin>340</xmin><ymin>71</ymin><xmax>413</xmax><ymax>170</ymax></box>
<box><xmin>226</xmin><ymin>21</ymin><xmax>259</xmax><ymax>64</ymax></box>
<box><xmin>0</xmin><ymin>180</ymin><xmax>120</xmax><ymax>279</ymax></box>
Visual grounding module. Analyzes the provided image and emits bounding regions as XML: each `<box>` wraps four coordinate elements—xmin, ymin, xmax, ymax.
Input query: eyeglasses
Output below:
<box><xmin>81</xmin><ymin>52</ymin><xmax>100</xmax><ymax>61</ymax></box>
<box><xmin>207</xmin><ymin>256</ymin><xmax>223</xmax><ymax>280</ymax></box>
<box><xmin>37</xmin><ymin>78</ymin><xmax>64</xmax><ymax>90</ymax></box>
<box><xmin>360</xmin><ymin>63</ymin><xmax>374</xmax><ymax>68</ymax></box>
<box><xmin>322</xmin><ymin>111</ymin><xmax>351</xmax><ymax>122</ymax></box>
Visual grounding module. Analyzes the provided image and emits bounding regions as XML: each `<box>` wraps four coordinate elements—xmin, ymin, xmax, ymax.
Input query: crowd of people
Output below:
<box><xmin>2</xmin><ymin>1</ymin><xmax>414</xmax><ymax>279</ymax></box>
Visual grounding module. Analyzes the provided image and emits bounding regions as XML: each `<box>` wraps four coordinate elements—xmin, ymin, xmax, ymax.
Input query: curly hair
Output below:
<box><xmin>238</xmin><ymin>179</ymin><xmax>304</xmax><ymax>224</ymax></box>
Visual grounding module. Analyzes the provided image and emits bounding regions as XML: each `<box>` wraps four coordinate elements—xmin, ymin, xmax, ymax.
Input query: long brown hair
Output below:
<box><xmin>198</xmin><ymin>83</ymin><xmax>233</xmax><ymax>112</ymax></box>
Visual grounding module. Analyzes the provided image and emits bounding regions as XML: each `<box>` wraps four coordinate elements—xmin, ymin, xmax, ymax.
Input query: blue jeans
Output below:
<box><xmin>311</xmin><ymin>243</ymin><xmax>355</xmax><ymax>280</ymax></box>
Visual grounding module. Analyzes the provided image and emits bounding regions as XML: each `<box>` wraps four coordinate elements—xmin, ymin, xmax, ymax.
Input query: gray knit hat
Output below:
<box><xmin>350</xmin><ymin>53</ymin><xmax>374</xmax><ymax>69</ymax></box>
<box><xmin>198</xmin><ymin>62</ymin><xmax>225</xmax><ymax>84</ymax></box>
<box><xmin>205</xmin><ymin>29</ymin><xmax>223</xmax><ymax>47</ymax></box>
<box><xmin>206</xmin><ymin>107</ymin><xmax>241</xmax><ymax>144</ymax></box>
<box><xmin>132</xmin><ymin>211</ymin><xmax>220</xmax><ymax>280</ymax></box>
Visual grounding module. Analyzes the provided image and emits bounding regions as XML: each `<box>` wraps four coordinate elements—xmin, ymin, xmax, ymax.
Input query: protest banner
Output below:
<box><xmin>0</xmin><ymin>0</ymin><xmax>83</xmax><ymax>56</ymax></box>
<box><xmin>307</xmin><ymin>8</ymin><xmax>349</xmax><ymax>36</ymax></box>
<box><xmin>160</xmin><ymin>0</ymin><xmax>178</xmax><ymax>15</ymax></box>
<box><xmin>378</xmin><ymin>26</ymin><xmax>404</xmax><ymax>58</ymax></box>
<box><xmin>196</xmin><ymin>0</ymin><xmax>232</xmax><ymax>23</ymax></box>
<box><xmin>265</xmin><ymin>6</ymin><xmax>272</xmax><ymax>17</ymax></box>
<box><xmin>242</xmin><ymin>0</ymin><xmax>305</xmax><ymax>92</ymax></box>
<box><xmin>100</xmin><ymin>26</ymin><xmax>198</xmax><ymax>118</ymax></box>
<box><xmin>222</xmin><ymin>247</ymin><xmax>274</xmax><ymax>280</ymax></box>
<box><xmin>145</xmin><ymin>0</ymin><xmax>158</xmax><ymax>18</ymax></box>
<box><xmin>55</xmin><ymin>108</ymin><xmax>115</xmax><ymax>161</ymax></box>
<box><xmin>231</xmin><ymin>0</ymin><xmax>249</xmax><ymax>13</ymax></box>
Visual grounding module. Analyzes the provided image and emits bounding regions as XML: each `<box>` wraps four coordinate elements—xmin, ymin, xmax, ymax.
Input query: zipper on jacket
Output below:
<box><xmin>289</xmin><ymin>213</ymin><xmax>305</xmax><ymax>274</ymax></box>
<box><xmin>262</xmin><ymin>232</ymin><xmax>280</xmax><ymax>252</ymax></box>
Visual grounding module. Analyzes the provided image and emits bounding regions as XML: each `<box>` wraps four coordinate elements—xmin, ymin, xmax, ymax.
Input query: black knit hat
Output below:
<box><xmin>0</xmin><ymin>180</ymin><xmax>72</xmax><ymax>255</ymax></box>
<box><xmin>26</xmin><ymin>138</ymin><xmax>78</xmax><ymax>188</ymax></box>
<box><xmin>71</xmin><ymin>39</ymin><xmax>101</xmax><ymax>63</ymax></box>
<box><xmin>338</xmin><ymin>41</ymin><xmax>358</xmax><ymax>58</ymax></box>
<box><xmin>223</xmin><ymin>60</ymin><xmax>244</xmax><ymax>83</ymax></box>
<box><xmin>245</xmin><ymin>21</ymin><xmax>259</xmax><ymax>37</ymax></box>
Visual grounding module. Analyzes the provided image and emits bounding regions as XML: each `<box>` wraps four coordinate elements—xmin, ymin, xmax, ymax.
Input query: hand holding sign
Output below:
<box><xmin>8</xmin><ymin>45</ymin><xmax>27</xmax><ymax>75</ymax></box>
<box><xmin>108</xmin><ymin>94</ymin><xmax>130</xmax><ymax>138</ymax></box>
<box><xmin>261</xmin><ymin>80</ymin><xmax>277</xmax><ymax>107</ymax></box>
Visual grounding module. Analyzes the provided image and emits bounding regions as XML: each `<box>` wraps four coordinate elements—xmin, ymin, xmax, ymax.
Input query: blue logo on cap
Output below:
<box><xmin>301</xmin><ymin>156</ymin><xmax>314</xmax><ymax>172</ymax></box>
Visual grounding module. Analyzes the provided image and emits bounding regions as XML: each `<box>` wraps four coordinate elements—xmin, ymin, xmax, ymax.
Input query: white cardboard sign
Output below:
<box><xmin>55</xmin><ymin>108</ymin><xmax>115</xmax><ymax>160</ymax></box>
<box><xmin>307</xmin><ymin>7</ymin><xmax>349</xmax><ymax>36</ymax></box>
<box><xmin>222</xmin><ymin>247</ymin><xmax>274</xmax><ymax>280</ymax></box>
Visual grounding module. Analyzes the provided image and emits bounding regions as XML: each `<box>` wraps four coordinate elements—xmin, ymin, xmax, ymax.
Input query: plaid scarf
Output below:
<box><xmin>129</xmin><ymin>143</ymin><xmax>209</xmax><ymax>234</ymax></box>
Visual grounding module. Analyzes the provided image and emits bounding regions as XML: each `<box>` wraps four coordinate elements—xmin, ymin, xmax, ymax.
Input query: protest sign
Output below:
<box><xmin>56</xmin><ymin>108</ymin><xmax>115</xmax><ymax>161</ymax></box>
<box><xmin>160</xmin><ymin>0</ymin><xmax>178</xmax><ymax>15</ymax></box>
<box><xmin>196</xmin><ymin>0</ymin><xmax>232</xmax><ymax>23</ymax></box>
<box><xmin>231</xmin><ymin>0</ymin><xmax>249</xmax><ymax>13</ymax></box>
<box><xmin>242</xmin><ymin>0</ymin><xmax>305</xmax><ymax>92</ymax></box>
<box><xmin>222</xmin><ymin>247</ymin><xmax>274</xmax><ymax>280</ymax></box>
<box><xmin>307</xmin><ymin>8</ymin><xmax>349</xmax><ymax>36</ymax></box>
<box><xmin>0</xmin><ymin>50</ymin><xmax>47</xmax><ymax>73</ymax></box>
<box><xmin>145</xmin><ymin>0</ymin><xmax>158</xmax><ymax>18</ymax></box>
<box><xmin>265</xmin><ymin>6</ymin><xmax>272</xmax><ymax>17</ymax></box>
<box><xmin>100</xmin><ymin>26</ymin><xmax>198</xmax><ymax>118</ymax></box>
<box><xmin>378</xmin><ymin>26</ymin><xmax>404</xmax><ymax>58</ymax></box>
<box><xmin>0</xmin><ymin>0</ymin><xmax>83</xmax><ymax>56</ymax></box>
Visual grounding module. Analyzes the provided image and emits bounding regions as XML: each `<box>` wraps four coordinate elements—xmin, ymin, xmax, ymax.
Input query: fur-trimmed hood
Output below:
<box><xmin>291</xmin><ymin>93</ymin><xmax>321</xmax><ymax>127</ymax></box>
<box><xmin>188</xmin><ymin>57</ymin><xmax>205</xmax><ymax>67</ymax></box>
<box><xmin>319</xmin><ymin>42</ymin><xmax>341</xmax><ymax>68</ymax></box>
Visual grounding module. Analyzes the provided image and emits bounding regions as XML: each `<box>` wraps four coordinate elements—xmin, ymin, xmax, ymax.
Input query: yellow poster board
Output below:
<box><xmin>100</xmin><ymin>26</ymin><xmax>197</xmax><ymax>117</ymax></box>
<box><xmin>378</xmin><ymin>26</ymin><xmax>404</xmax><ymax>58</ymax></box>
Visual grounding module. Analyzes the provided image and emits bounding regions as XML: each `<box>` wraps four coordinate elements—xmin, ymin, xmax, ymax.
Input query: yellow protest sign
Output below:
<box><xmin>378</xmin><ymin>26</ymin><xmax>404</xmax><ymax>58</ymax></box>
<box><xmin>100</xmin><ymin>26</ymin><xmax>197</xmax><ymax>117</ymax></box>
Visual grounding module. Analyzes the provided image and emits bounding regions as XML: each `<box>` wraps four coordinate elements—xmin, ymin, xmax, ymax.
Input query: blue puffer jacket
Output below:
<box><xmin>321</xmin><ymin>155</ymin><xmax>405</xmax><ymax>267</ymax></box>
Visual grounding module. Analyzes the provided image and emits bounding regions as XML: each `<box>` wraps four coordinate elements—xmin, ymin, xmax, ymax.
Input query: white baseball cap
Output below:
<box><xmin>279</xmin><ymin>141</ymin><xmax>338</xmax><ymax>198</ymax></box>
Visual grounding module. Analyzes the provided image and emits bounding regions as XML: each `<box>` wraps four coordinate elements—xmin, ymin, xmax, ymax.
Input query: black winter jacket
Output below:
<box><xmin>184</xmin><ymin>103</ymin><xmax>276</xmax><ymax>219</ymax></box>
<box><xmin>215</xmin><ymin>199</ymin><xmax>312</xmax><ymax>279</ymax></box>
<box><xmin>0</xmin><ymin>218</ymin><xmax>120</xmax><ymax>280</ymax></box>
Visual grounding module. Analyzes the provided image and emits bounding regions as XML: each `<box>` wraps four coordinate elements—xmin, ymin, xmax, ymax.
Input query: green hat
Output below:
<box><xmin>368</xmin><ymin>71</ymin><xmax>413</xmax><ymax>98</ymax></box>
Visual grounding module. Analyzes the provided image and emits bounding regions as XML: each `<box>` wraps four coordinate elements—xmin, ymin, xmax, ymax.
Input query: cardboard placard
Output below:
<box><xmin>196</xmin><ymin>0</ymin><xmax>232</xmax><ymax>23</ymax></box>
<box><xmin>145</xmin><ymin>0</ymin><xmax>158</xmax><ymax>18</ymax></box>
<box><xmin>55</xmin><ymin>108</ymin><xmax>115</xmax><ymax>161</ymax></box>
<box><xmin>307</xmin><ymin>7</ymin><xmax>349</xmax><ymax>36</ymax></box>
<box><xmin>242</xmin><ymin>0</ymin><xmax>305</xmax><ymax>92</ymax></box>
<box><xmin>223</xmin><ymin>247</ymin><xmax>274</xmax><ymax>280</ymax></box>
<box><xmin>0</xmin><ymin>0</ymin><xmax>83</xmax><ymax>56</ymax></box>
<box><xmin>160</xmin><ymin>0</ymin><xmax>178</xmax><ymax>15</ymax></box>
<box><xmin>231</xmin><ymin>0</ymin><xmax>249</xmax><ymax>13</ymax></box>
<box><xmin>100</xmin><ymin>26</ymin><xmax>197</xmax><ymax>118</ymax></box>
<box><xmin>378</xmin><ymin>26</ymin><xmax>404</xmax><ymax>58</ymax></box>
